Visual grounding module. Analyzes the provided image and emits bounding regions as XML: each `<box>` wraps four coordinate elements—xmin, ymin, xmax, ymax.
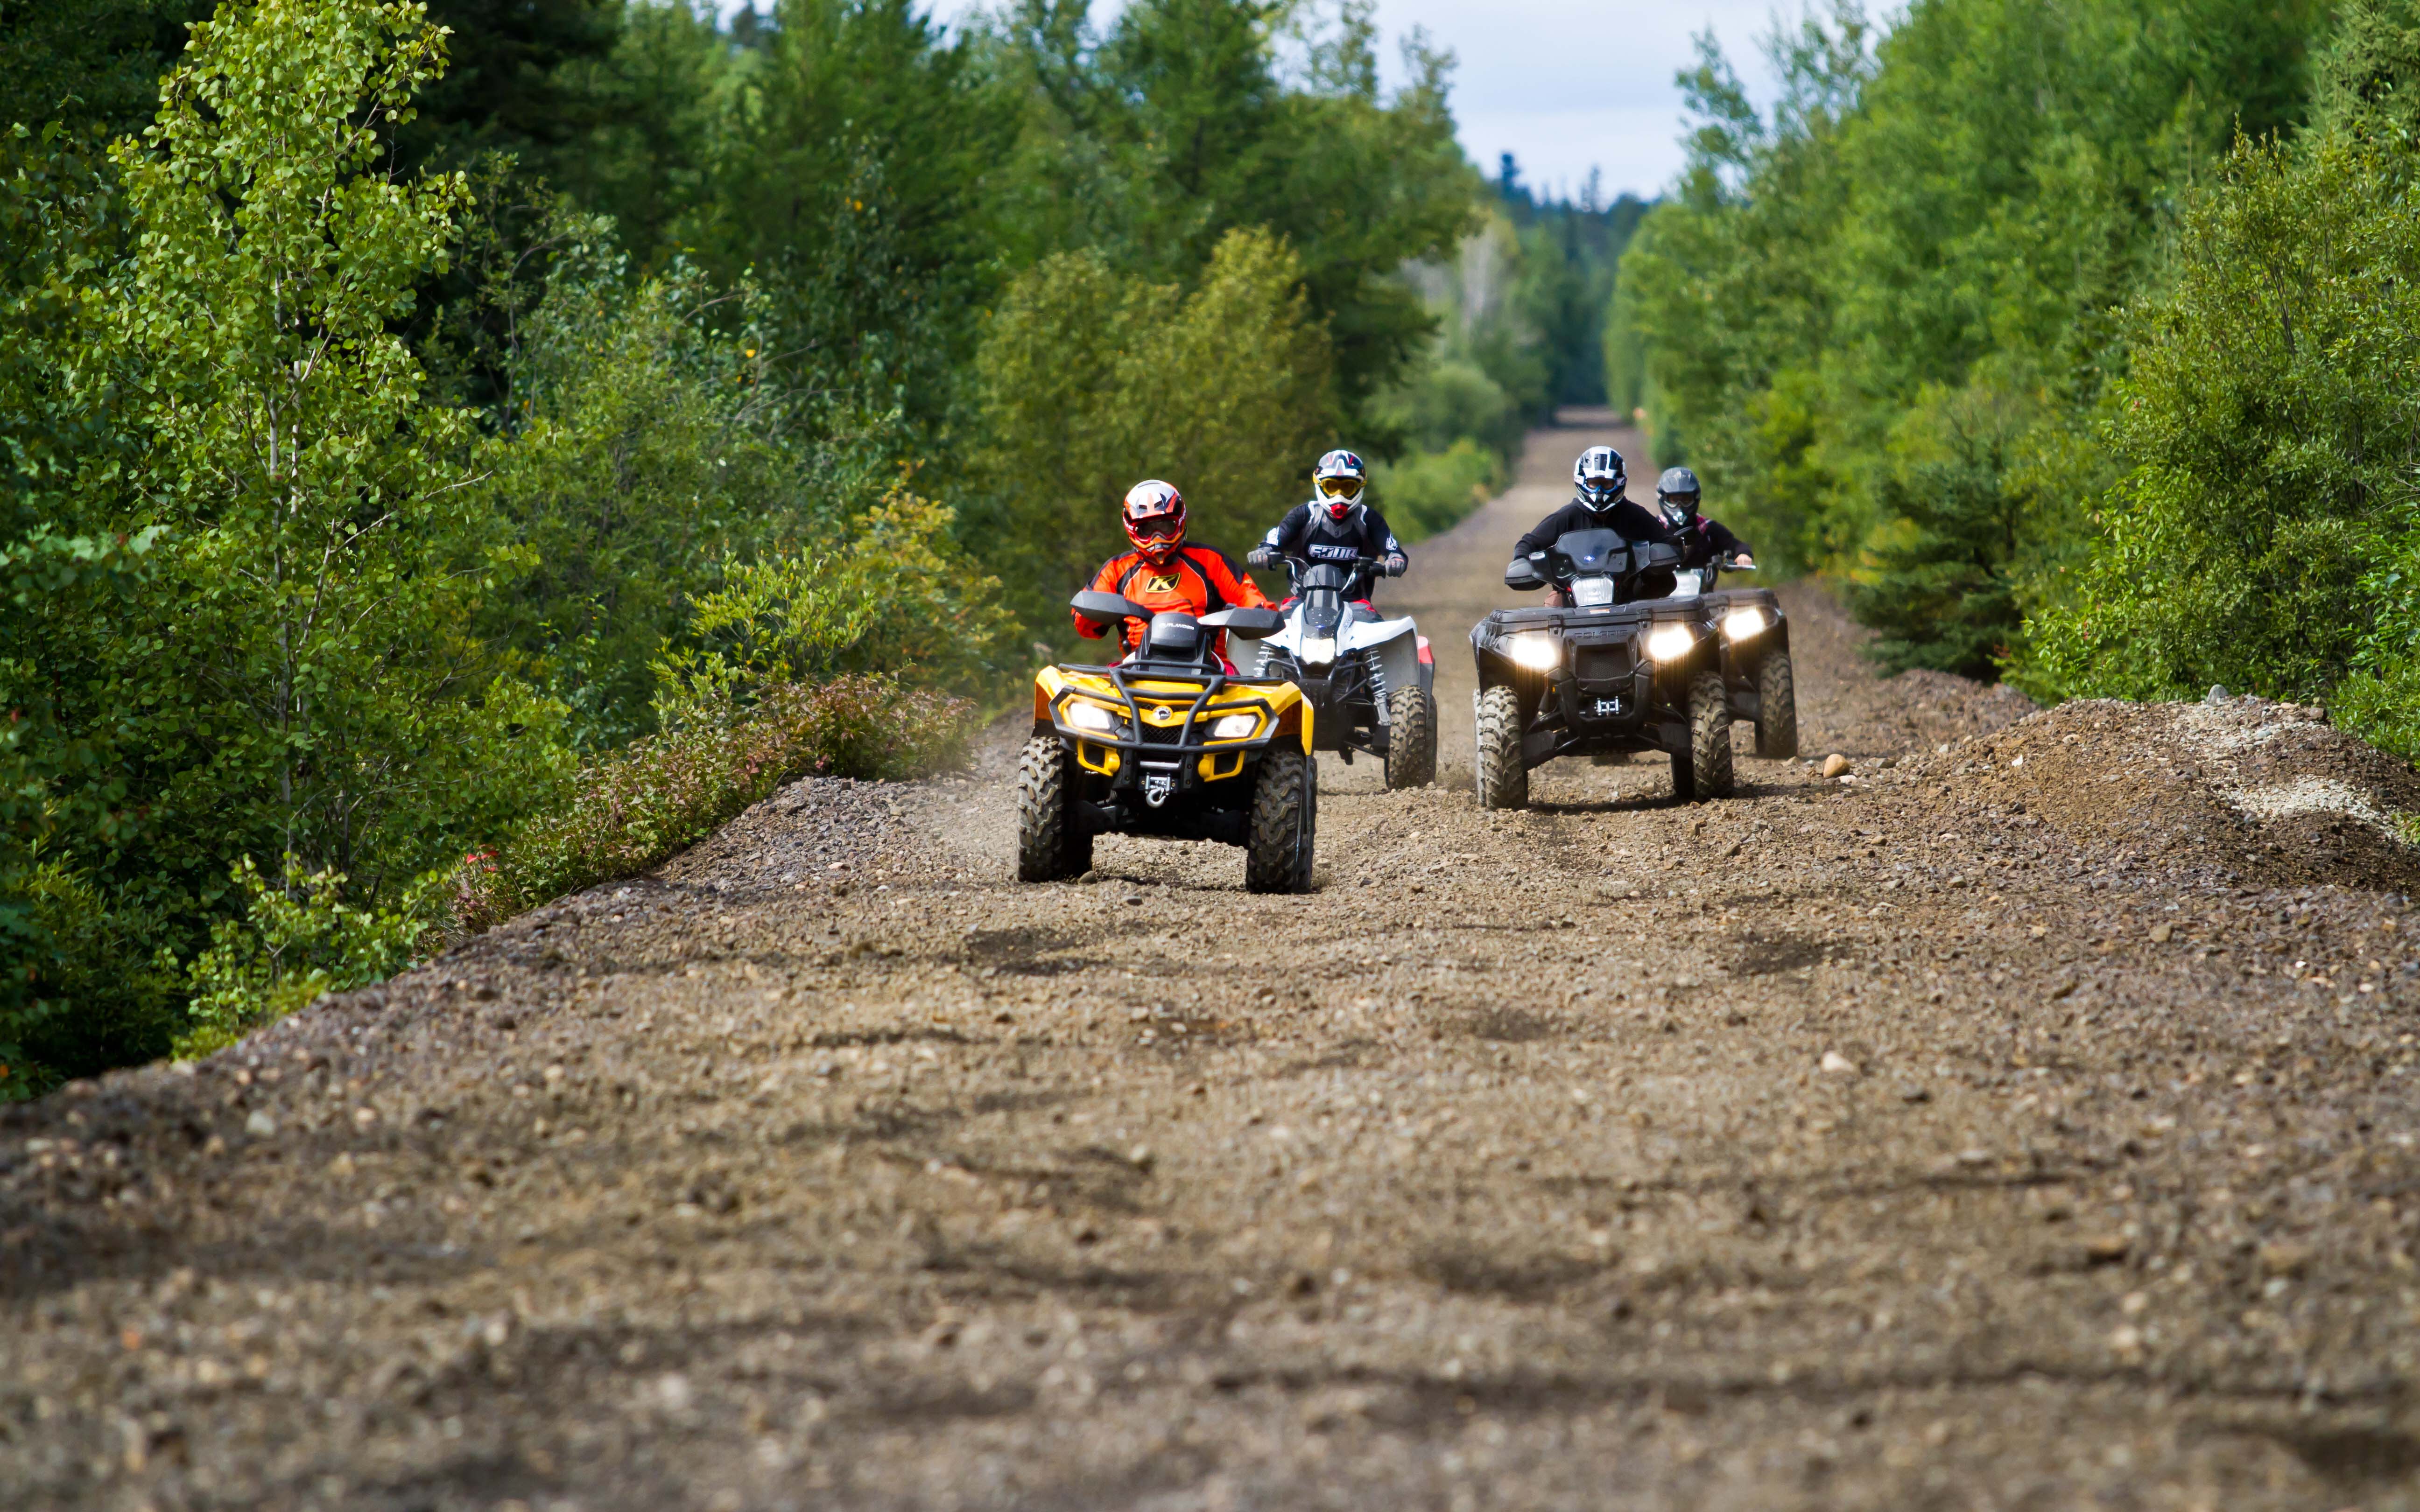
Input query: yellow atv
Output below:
<box><xmin>1018</xmin><ymin>591</ymin><xmax>1316</xmax><ymax>892</ymax></box>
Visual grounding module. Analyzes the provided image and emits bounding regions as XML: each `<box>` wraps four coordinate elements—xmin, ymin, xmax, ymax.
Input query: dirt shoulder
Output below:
<box><xmin>8</xmin><ymin>418</ymin><xmax>2420</xmax><ymax>1512</ymax></box>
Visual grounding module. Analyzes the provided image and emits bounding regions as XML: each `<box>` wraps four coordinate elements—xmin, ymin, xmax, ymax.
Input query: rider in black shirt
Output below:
<box><xmin>1249</xmin><ymin>449</ymin><xmax>1408</xmax><ymax>596</ymax></box>
<box><xmin>1511</xmin><ymin>446</ymin><xmax>1674</xmax><ymax>603</ymax></box>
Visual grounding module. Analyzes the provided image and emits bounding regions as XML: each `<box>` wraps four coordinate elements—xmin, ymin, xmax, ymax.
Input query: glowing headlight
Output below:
<box><xmin>1300</xmin><ymin>635</ymin><xmax>1337</xmax><ymax>666</ymax></box>
<box><xmin>1208</xmin><ymin>712</ymin><xmax>1260</xmax><ymax>739</ymax></box>
<box><xmin>1063</xmin><ymin>700</ymin><xmax>1120</xmax><ymax>733</ymax></box>
<box><xmin>1507</xmin><ymin>632</ymin><xmax>1559</xmax><ymax>671</ymax></box>
<box><xmin>1722</xmin><ymin>606</ymin><xmax>1768</xmax><ymax>641</ymax></box>
<box><xmin>1645</xmin><ymin>623</ymin><xmax>1696</xmax><ymax>661</ymax></box>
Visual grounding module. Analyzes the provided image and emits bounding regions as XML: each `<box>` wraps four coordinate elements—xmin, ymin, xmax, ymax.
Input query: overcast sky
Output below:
<box><xmin>1347</xmin><ymin>0</ymin><xmax>1783</xmax><ymax>202</ymax></box>
<box><xmin>912</xmin><ymin>0</ymin><xmax>1787</xmax><ymax>202</ymax></box>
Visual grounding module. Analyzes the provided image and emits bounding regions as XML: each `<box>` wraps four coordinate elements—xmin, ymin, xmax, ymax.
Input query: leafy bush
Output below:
<box><xmin>175</xmin><ymin>857</ymin><xmax>437</xmax><ymax>1059</ymax></box>
<box><xmin>453</xmin><ymin>676</ymin><xmax>971</xmax><ymax>933</ymax></box>
<box><xmin>474</xmin><ymin>219</ymin><xmax>911</xmax><ymax>746</ymax></box>
<box><xmin>1372</xmin><ymin>439</ymin><xmax>1505</xmax><ymax>541</ymax></box>
<box><xmin>1365</xmin><ymin>356</ymin><xmax>1520</xmax><ymax>464</ymax></box>
<box><xmin>2020</xmin><ymin>124</ymin><xmax>2420</xmax><ymax>709</ymax></box>
<box><xmin>653</xmin><ymin>493</ymin><xmax>1012</xmax><ymax>712</ymax></box>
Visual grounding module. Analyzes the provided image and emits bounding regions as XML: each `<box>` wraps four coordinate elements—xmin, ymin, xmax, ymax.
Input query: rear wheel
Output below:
<box><xmin>1474</xmin><ymin>686</ymin><xmax>1528</xmax><ymax>811</ymax></box>
<box><xmin>1016</xmin><ymin>735</ymin><xmax>1091</xmax><ymax>881</ymax></box>
<box><xmin>1678</xmin><ymin>671</ymin><xmax>1735</xmax><ymax>801</ymax></box>
<box><xmin>1384</xmin><ymin>684</ymin><xmax>1436</xmax><ymax>789</ymax></box>
<box><xmin>1245</xmin><ymin>748</ymin><xmax>1316</xmax><ymax>893</ymax></box>
<box><xmin>1754</xmin><ymin>650</ymin><xmax>1799</xmax><ymax>759</ymax></box>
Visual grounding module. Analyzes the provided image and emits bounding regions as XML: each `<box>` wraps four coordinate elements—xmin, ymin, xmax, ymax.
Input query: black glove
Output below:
<box><xmin>1383</xmin><ymin>553</ymin><xmax>1408</xmax><ymax>577</ymax></box>
<box><xmin>1246</xmin><ymin>546</ymin><xmax>1276</xmax><ymax>570</ymax></box>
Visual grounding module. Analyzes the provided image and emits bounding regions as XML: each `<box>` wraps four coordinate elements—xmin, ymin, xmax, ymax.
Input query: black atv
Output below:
<box><xmin>1231</xmin><ymin>553</ymin><xmax>1438</xmax><ymax>789</ymax></box>
<box><xmin>1470</xmin><ymin>529</ymin><xmax>1744</xmax><ymax>807</ymax></box>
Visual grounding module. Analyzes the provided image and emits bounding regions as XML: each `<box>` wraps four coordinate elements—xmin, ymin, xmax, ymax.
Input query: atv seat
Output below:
<box><xmin>1120</xmin><ymin>611</ymin><xmax>1234</xmax><ymax>676</ymax></box>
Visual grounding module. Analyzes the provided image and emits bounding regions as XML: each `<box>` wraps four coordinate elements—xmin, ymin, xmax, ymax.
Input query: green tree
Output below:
<box><xmin>2022</xmin><ymin>0</ymin><xmax>2420</xmax><ymax>747</ymax></box>
<box><xmin>968</xmin><ymin>228</ymin><xmax>1334</xmax><ymax>627</ymax></box>
<box><xmin>82</xmin><ymin>0</ymin><xmax>564</xmax><ymax>899</ymax></box>
<box><xmin>982</xmin><ymin>0</ymin><xmax>1472</xmax><ymax>420</ymax></box>
<box><xmin>1620</xmin><ymin>0</ymin><xmax>2328</xmax><ymax>674</ymax></box>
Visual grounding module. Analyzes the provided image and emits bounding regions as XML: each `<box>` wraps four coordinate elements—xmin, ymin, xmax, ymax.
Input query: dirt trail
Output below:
<box><xmin>11</xmin><ymin>419</ymin><xmax>2420</xmax><ymax>1512</ymax></box>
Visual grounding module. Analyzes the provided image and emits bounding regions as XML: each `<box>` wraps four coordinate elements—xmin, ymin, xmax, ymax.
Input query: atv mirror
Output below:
<box><xmin>1504</xmin><ymin>559</ymin><xmax>1544</xmax><ymax>592</ymax></box>
<box><xmin>1070</xmin><ymin>589</ymin><xmax>1152</xmax><ymax>625</ymax></box>
<box><xmin>1202</xmin><ymin>606</ymin><xmax>1283</xmax><ymax>638</ymax></box>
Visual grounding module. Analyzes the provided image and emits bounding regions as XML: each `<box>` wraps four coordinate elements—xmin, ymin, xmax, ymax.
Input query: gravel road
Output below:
<box><xmin>10</xmin><ymin>414</ymin><xmax>2420</xmax><ymax>1512</ymax></box>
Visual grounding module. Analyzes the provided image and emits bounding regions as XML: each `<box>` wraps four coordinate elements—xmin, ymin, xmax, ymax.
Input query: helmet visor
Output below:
<box><xmin>1316</xmin><ymin>475</ymin><xmax>1364</xmax><ymax>502</ymax></box>
<box><xmin>1129</xmin><ymin>513</ymin><xmax>1183</xmax><ymax>540</ymax></box>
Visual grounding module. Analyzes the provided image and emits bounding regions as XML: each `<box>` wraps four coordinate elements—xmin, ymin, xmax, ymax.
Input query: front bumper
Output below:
<box><xmin>1044</xmin><ymin>666</ymin><xmax>1300</xmax><ymax>815</ymax></box>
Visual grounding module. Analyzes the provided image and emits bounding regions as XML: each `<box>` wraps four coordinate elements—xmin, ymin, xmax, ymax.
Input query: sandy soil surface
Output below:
<box><xmin>10</xmin><ymin>414</ymin><xmax>2420</xmax><ymax>1512</ymax></box>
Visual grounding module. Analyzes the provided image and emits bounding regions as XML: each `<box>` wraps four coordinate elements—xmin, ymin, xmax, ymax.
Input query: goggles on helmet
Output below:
<box><xmin>1130</xmin><ymin>513</ymin><xmax>1184</xmax><ymax>539</ymax></box>
<box><xmin>1316</xmin><ymin>475</ymin><xmax>1364</xmax><ymax>502</ymax></box>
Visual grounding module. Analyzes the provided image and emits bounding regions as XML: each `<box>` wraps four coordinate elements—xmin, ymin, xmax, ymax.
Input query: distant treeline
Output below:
<box><xmin>1615</xmin><ymin>0</ymin><xmax>2420</xmax><ymax>764</ymax></box>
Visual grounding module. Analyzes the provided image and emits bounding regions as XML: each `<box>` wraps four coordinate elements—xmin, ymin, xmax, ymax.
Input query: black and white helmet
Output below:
<box><xmin>1574</xmin><ymin>446</ymin><xmax>1626</xmax><ymax>511</ymax></box>
<box><xmin>1656</xmin><ymin>466</ymin><xmax>1702</xmax><ymax>527</ymax></box>
<box><xmin>1313</xmin><ymin>448</ymin><xmax>1367</xmax><ymax>520</ymax></box>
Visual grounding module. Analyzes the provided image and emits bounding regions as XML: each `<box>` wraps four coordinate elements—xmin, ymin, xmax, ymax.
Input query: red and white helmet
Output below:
<box><xmin>1121</xmin><ymin>479</ymin><xmax>1187</xmax><ymax>563</ymax></box>
<box><xmin>1313</xmin><ymin>448</ymin><xmax>1366</xmax><ymax>521</ymax></box>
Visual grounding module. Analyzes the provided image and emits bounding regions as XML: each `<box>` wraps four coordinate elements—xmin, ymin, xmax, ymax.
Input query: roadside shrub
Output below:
<box><xmin>174</xmin><ymin>858</ymin><xmax>437</xmax><ymax>1059</ymax></box>
<box><xmin>453</xmin><ymin>676</ymin><xmax>972</xmax><ymax>933</ymax></box>
<box><xmin>2019</xmin><ymin>125</ymin><xmax>2420</xmax><ymax>707</ymax></box>
<box><xmin>1372</xmin><ymin>438</ymin><xmax>1505</xmax><ymax>541</ymax></box>
<box><xmin>651</xmin><ymin>493</ymin><xmax>1012</xmax><ymax>712</ymax></box>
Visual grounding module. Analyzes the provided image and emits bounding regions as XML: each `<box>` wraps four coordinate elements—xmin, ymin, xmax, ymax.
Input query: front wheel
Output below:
<box><xmin>1016</xmin><ymin>735</ymin><xmax>1091</xmax><ymax>881</ymax></box>
<box><xmin>1384</xmin><ymin>684</ymin><xmax>1436</xmax><ymax>789</ymax></box>
<box><xmin>1245</xmin><ymin>748</ymin><xmax>1316</xmax><ymax>893</ymax></box>
<box><xmin>1474</xmin><ymin>685</ymin><xmax>1528</xmax><ymax>811</ymax></box>
<box><xmin>1675</xmin><ymin>670</ymin><xmax>1735</xmax><ymax>801</ymax></box>
<box><xmin>1754</xmin><ymin>650</ymin><xmax>1799</xmax><ymax>759</ymax></box>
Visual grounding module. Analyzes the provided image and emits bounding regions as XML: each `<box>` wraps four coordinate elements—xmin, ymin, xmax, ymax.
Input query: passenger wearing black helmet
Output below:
<box><xmin>1654</xmin><ymin>466</ymin><xmax>1754</xmax><ymax>572</ymax></box>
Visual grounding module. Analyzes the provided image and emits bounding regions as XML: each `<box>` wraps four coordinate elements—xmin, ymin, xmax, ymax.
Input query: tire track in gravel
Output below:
<box><xmin>9</xmin><ymin>415</ymin><xmax>2420</xmax><ymax>1511</ymax></box>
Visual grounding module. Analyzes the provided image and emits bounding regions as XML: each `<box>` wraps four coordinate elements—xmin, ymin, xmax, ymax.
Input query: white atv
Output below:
<box><xmin>1228</xmin><ymin>553</ymin><xmax>1437</xmax><ymax>788</ymax></box>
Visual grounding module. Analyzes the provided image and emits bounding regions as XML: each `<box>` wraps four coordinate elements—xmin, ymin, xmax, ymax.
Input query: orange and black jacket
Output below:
<box><xmin>1076</xmin><ymin>545</ymin><xmax>1273</xmax><ymax>652</ymax></box>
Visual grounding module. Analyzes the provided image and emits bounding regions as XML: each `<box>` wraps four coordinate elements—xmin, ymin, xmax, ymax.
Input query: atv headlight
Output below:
<box><xmin>1300</xmin><ymin>634</ymin><xmax>1337</xmax><ymax>666</ymax></box>
<box><xmin>1571</xmin><ymin>576</ymin><xmax>1616</xmax><ymax>608</ymax></box>
<box><xmin>1207</xmin><ymin>712</ymin><xmax>1260</xmax><ymax>739</ymax></box>
<box><xmin>1722</xmin><ymin>605</ymin><xmax>1768</xmax><ymax>641</ymax></box>
<box><xmin>1063</xmin><ymin>700</ymin><xmax>1122</xmax><ymax>734</ymax></box>
<box><xmin>1646</xmin><ymin>623</ymin><xmax>1696</xmax><ymax>662</ymax></box>
<box><xmin>1507</xmin><ymin>632</ymin><xmax>1559</xmax><ymax>671</ymax></box>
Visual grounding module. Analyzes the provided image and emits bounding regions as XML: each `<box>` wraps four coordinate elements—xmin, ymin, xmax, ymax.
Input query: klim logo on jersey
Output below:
<box><xmin>1140</xmin><ymin>570</ymin><xmax>1181</xmax><ymax>595</ymax></box>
